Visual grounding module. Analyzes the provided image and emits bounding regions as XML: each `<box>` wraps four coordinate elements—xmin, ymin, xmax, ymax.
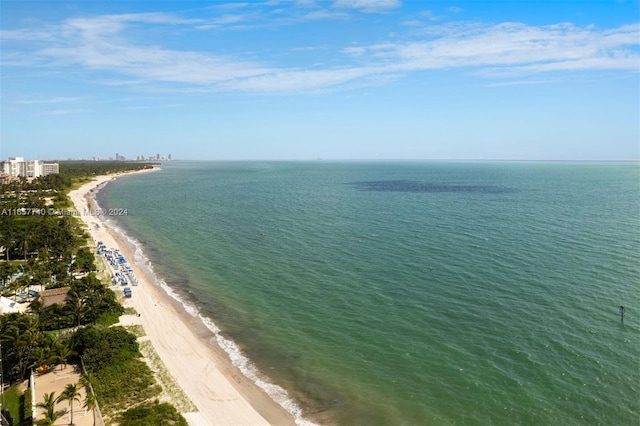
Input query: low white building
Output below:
<box><xmin>0</xmin><ymin>157</ymin><xmax>59</xmax><ymax>178</ymax></box>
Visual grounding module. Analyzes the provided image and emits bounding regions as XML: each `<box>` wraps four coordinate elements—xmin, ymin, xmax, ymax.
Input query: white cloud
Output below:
<box><xmin>342</xmin><ymin>46</ymin><xmax>368</xmax><ymax>56</ymax></box>
<box><xmin>300</xmin><ymin>10</ymin><xmax>349</xmax><ymax>21</ymax></box>
<box><xmin>39</xmin><ymin>41</ymin><xmax>273</xmax><ymax>85</ymax></box>
<box><xmin>351</xmin><ymin>22</ymin><xmax>640</xmax><ymax>76</ymax></box>
<box><xmin>221</xmin><ymin>66</ymin><xmax>378</xmax><ymax>91</ymax></box>
<box><xmin>211</xmin><ymin>14</ymin><xmax>248</xmax><ymax>25</ymax></box>
<box><xmin>41</xmin><ymin>109</ymin><xmax>86</xmax><ymax>115</ymax></box>
<box><xmin>213</xmin><ymin>3</ymin><xmax>252</xmax><ymax>10</ymax></box>
<box><xmin>332</xmin><ymin>0</ymin><xmax>401</xmax><ymax>13</ymax></box>
<box><xmin>15</xmin><ymin>97</ymin><xmax>82</xmax><ymax>104</ymax></box>
<box><xmin>484</xmin><ymin>79</ymin><xmax>558</xmax><ymax>87</ymax></box>
<box><xmin>419</xmin><ymin>10</ymin><xmax>438</xmax><ymax>20</ymax></box>
<box><xmin>16</xmin><ymin>13</ymin><xmax>269</xmax><ymax>86</ymax></box>
<box><xmin>2</xmin><ymin>12</ymin><xmax>638</xmax><ymax>94</ymax></box>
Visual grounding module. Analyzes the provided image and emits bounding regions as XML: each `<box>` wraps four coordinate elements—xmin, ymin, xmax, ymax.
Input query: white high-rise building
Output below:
<box><xmin>41</xmin><ymin>163</ymin><xmax>60</xmax><ymax>175</ymax></box>
<box><xmin>1</xmin><ymin>157</ymin><xmax>27</xmax><ymax>176</ymax></box>
<box><xmin>0</xmin><ymin>157</ymin><xmax>60</xmax><ymax>178</ymax></box>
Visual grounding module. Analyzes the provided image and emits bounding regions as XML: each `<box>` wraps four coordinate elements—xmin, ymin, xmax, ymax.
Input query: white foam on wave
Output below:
<box><xmin>95</xmin><ymin>188</ymin><xmax>316</xmax><ymax>426</ymax></box>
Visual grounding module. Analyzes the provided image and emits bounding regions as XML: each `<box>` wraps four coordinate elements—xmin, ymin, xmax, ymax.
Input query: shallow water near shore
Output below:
<box><xmin>97</xmin><ymin>161</ymin><xmax>639</xmax><ymax>425</ymax></box>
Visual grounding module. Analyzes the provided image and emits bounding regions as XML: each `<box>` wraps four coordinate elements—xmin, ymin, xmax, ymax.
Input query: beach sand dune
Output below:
<box><xmin>68</xmin><ymin>170</ymin><xmax>296</xmax><ymax>426</ymax></box>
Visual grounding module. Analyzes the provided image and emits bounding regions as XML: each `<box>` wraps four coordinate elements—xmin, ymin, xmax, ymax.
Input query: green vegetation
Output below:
<box><xmin>2</xmin><ymin>385</ymin><xmax>22</xmax><ymax>425</ymax></box>
<box><xmin>23</xmin><ymin>386</ymin><xmax>33</xmax><ymax>425</ymax></box>
<box><xmin>74</xmin><ymin>326</ymin><xmax>162</xmax><ymax>415</ymax></box>
<box><xmin>82</xmin><ymin>385</ymin><xmax>97</xmax><ymax>426</ymax></box>
<box><xmin>123</xmin><ymin>307</ymin><xmax>138</xmax><ymax>316</ymax></box>
<box><xmin>116</xmin><ymin>401</ymin><xmax>188</xmax><ymax>426</ymax></box>
<box><xmin>126</xmin><ymin>324</ymin><xmax>146</xmax><ymax>338</ymax></box>
<box><xmin>59</xmin><ymin>161</ymin><xmax>155</xmax><ymax>181</ymax></box>
<box><xmin>1</xmin><ymin>161</ymin><xmax>185</xmax><ymax>425</ymax></box>
<box><xmin>30</xmin><ymin>274</ymin><xmax>124</xmax><ymax>331</ymax></box>
<box><xmin>36</xmin><ymin>392</ymin><xmax>63</xmax><ymax>426</ymax></box>
<box><xmin>58</xmin><ymin>383</ymin><xmax>82</xmax><ymax>425</ymax></box>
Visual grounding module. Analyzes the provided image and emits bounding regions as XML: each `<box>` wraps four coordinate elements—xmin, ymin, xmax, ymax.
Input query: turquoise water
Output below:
<box><xmin>98</xmin><ymin>161</ymin><xmax>639</xmax><ymax>425</ymax></box>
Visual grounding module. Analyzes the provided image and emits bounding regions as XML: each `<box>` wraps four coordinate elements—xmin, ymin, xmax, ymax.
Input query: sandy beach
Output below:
<box><xmin>68</xmin><ymin>169</ymin><xmax>297</xmax><ymax>426</ymax></box>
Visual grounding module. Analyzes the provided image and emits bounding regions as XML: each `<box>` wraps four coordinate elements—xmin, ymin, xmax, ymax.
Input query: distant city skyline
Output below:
<box><xmin>1</xmin><ymin>1</ymin><xmax>639</xmax><ymax>161</ymax></box>
<box><xmin>1</xmin><ymin>153</ymin><xmax>171</xmax><ymax>162</ymax></box>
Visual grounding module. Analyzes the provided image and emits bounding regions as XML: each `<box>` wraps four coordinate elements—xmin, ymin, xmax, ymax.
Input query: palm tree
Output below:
<box><xmin>28</xmin><ymin>258</ymin><xmax>51</xmax><ymax>291</ymax></box>
<box><xmin>65</xmin><ymin>289</ymin><xmax>86</xmax><ymax>328</ymax></box>
<box><xmin>29</xmin><ymin>345</ymin><xmax>52</xmax><ymax>373</ymax></box>
<box><xmin>17</xmin><ymin>227</ymin><xmax>32</xmax><ymax>260</ymax></box>
<box><xmin>78</xmin><ymin>372</ymin><xmax>96</xmax><ymax>390</ymax></box>
<box><xmin>50</xmin><ymin>339</ymin><xmax>77</xmax><ymax>371</ymax></box>
<box><xmin>6</xmin><ymin>315</ymin><xmax>41</xmax><ymax>378</ymax></box>
<box><xmin>15</xmin><ymin>273</ymin><xmax>31</xmax><ymax>301</ymax></box>
<box><xmin>36</xmin><ymin>392</ymin><xmax>62</xmax><ymax>426</ymax></box>
<box><xmin>58</xmin><ymin>383</ymin><xmax>82</xmax><ymax>425</ymax></box>
<box><xmin>79</xmin><ymin>371</ymin><xmax>98</xmax><ymax>425</ymax></box>
<box><xmin>7</xmin><ymin>276</ymin><xmax>21</xmax><ymax>301</ymax></box>
<box><xmin>28</xmin><ymin>298</ymin><xmax>45</xmax><ymax>318</ymax></box>
<box><xmin>1</xmin><ymin>226</ymin><xmax>16</xmax><ymax>261</ymax></box>
<box><xmin>0</xmin><ymin>261</ymin><xmax>15</xmax><ymax>289</ymax></box>
<box><xmin>82</xmin><ymin>390</ymin><xmax>97</xmax><ymax>426</ymax></box>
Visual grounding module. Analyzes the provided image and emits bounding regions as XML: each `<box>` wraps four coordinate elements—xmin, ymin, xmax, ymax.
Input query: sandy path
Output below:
<box><xmin>68</xmin><ymin>169</ymin><xmax>296</xmax><ymax>426</ymax></box>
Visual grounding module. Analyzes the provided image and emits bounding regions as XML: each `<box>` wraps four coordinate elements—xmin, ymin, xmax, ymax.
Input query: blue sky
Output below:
<box><xmin>1</xmin><ymin>0</ymin><xmax>638</xmax><ymax>161</ymax></box>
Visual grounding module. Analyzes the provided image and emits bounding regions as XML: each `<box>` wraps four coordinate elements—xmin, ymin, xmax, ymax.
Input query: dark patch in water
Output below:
<box><xmin>348</xmin><ymin>180</ymin><xmax>515</xmax><ymax>194</ymax></box>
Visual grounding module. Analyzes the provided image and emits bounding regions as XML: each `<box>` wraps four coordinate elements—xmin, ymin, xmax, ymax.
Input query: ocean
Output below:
<box><xmin>97</xmin><ymin>161</ymin><xmax>639</xmax><ymax>425</ymax></box>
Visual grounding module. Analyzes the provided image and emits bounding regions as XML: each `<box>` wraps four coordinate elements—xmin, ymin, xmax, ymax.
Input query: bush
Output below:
<box><xmin>93</xmin><ymin>359</ymin><xmax>161</xmax><ymax>411</ymax></box>
<box><xmin>74</xmin><ymin>326</ymin><xmax>139</xmax><ymax>371</ymax></box>
<box><xmin>73</xmin><ymin>325</ymin><xmax>162</xmax><ymax>413</ymax></box>
<box><xmin>23</xmin><ymin>386</ymin><xmax>33</xmax><ymax>424</ymax></box>
<box><xmin>117</xmin><ymin>402</ymin><xmax>188</xmax><ymax>426</ymax></box>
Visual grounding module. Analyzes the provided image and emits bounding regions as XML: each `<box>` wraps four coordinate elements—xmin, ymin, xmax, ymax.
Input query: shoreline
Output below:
<box><xmin>68</xmin><ymin>167</ymin><xmax>300</xmax><ymax>426</ymax></box>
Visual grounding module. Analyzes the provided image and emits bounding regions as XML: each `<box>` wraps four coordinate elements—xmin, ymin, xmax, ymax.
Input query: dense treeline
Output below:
<box><xmin>0</xmin><ymin>214</ymin><xmax>86</xmax><ymax>265</ymax></box>
<box><xmin>32</xmin><ymin>274</ymin><xmax>123</xmax><ymax>330</ymax></box>
<box><xmin>0</xmin><ymin>172</ymin><xmax>73</xmax><ymax>194</ymax></box>
<box><xmin>59</xmin><ymin>161</ymin><xmax>156</xmax><ymax>179</ymax></box>
<box><xmin>0</xmin><ymin>163</ymin><xmax>186</xmax><ymax>425</ymax></box>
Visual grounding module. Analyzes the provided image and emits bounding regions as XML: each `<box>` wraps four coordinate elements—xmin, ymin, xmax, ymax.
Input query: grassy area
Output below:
<box><xmin>117</xmin><ymin>401</ymin><xmax>188</xmax><ymax>426</ymax></box>
<box><xmin>94</xmin><ymin>359</ymin><xmax>162</xmax><ymax>415</ymax></box>
<box><xmin>2</xmin><ymin>385</ymin><xmax>22</xmax><ymax>425</ymax></box>
<box><xmin>123</xmin><ymin>307</ymin><xmax>138</xmax><ymax>316</ymax></box>
<box><xmin>75</xmin><ymin>326</ymin><xmax>162</xmax><ymax>417</ymax></box>
<box><xmin>126</xmin><ymin>324</ymin><xmax>146</xmax><ymax>338</ymax></box>
<box><xmin>97</xmin><ymin>310</ymin><xmax>122</xmax><ymax>327</ymax></box>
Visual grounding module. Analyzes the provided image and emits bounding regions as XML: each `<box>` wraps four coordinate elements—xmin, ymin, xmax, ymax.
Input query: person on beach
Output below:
<box><xmin>619</xmin><ymin>305</ymin><xmax>625</xmax><ymax>323</ymax></box>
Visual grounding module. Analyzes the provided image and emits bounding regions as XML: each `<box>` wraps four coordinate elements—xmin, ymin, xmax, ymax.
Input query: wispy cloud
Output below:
<box><xmin>332</xmin><ymin>0</ymin><xmax>401</xmax><ymax>13</ymax></box>
<box><xmin>124</xmin><ymin>103</ymin><xmax>184</xmax><ymax>110</ymax></box>
<box><xmin>41</xmin><ymin>109</ymin><xmax>86</xmax><ymax>115</ymax></box>
<box><xmin>2</xmin><ymin>11</ymin><xmax>638</xmax><ymax>94</ymax></box>
<box><xmin>484</xmin><ymin>79</ymin><xmax>559</xmax><ymax>87</ymax></box>
<box><xmin>345</xmin><ymin>22</ymin><xmax>640</xmax><ymax>76</ymax></box>
<box><xmin>15</xmin><ymin>96</ymin><xmax>82</xmax><ymax>104</ymax></box>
